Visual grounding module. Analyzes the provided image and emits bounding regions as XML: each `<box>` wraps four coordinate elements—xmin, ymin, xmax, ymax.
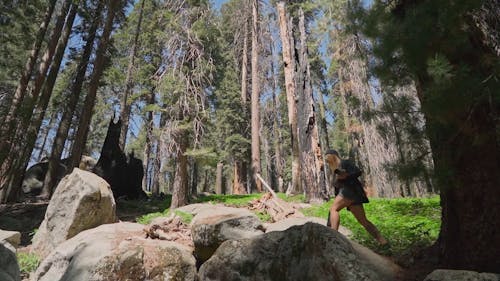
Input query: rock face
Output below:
<box><xmin>0</xmin><ymin>242</ymin><xmax>20</xmax><ymax>281</ymax></box>
<box><xmin>190</xmin><ymin>206</ymin><xmax>265</xmax><ymax>263</ymax></box>
<box><xmin>31</xmin><ymin>222</ymin><xmax>197</xmax><ymax>281</ymax></box>
<box><xmin>199</xmin><ymin>222</ymin><xmax>394</xmax><ymax>281</ymax></box>
<box><xmin>424</xmin><ymin>269</ymin><xmax>500</xmax><ymax>281</ymax></box>
<box><xmin>31</xmin><ymin>169</ymin><xmax>117</xmax><ymax>258</ymax></box>
<box><xmin>0</xmin><ymin>229</ymin><xmax>21</xmax><ymax>248</ymax></box>
<box><xmin>264</xmin><ymin>216</ymin><xmax>353</xmax><ymax>237</ymax></box>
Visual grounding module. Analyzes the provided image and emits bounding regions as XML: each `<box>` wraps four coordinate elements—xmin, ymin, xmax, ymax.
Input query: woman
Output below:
<box><xmin>324</xmin><ymin>149</ymin><xmax>388</xmax><ymax>245</ymax></box>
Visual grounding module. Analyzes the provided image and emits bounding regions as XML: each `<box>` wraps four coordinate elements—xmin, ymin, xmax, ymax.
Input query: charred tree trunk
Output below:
<box><xmin>277</xmin><ymin>2</ymin><xmax>301</xmax><ymax>195</ymax></box>
<box><xmin>119</xmin><ymin>0</ymin><xmax>145</xmax><ymax>149</ymax></box>
<box><xmin>250</xmin><ymin>0</ymin><xmax>262</xmax><ymax>193</ymax></box>
<box><xmin>69</xmin><ymin>0</ymin><xmax>120</xmax><ymax>177</ymax></box>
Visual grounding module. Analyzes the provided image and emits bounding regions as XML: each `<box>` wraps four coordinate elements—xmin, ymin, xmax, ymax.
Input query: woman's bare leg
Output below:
<box><xmin>329</xmin><ymin>195</ymin><xmax>353</xmax><ymax>230</ymax></box>
<box><xmin>349</xmin><ymin>204</ymin><xmax>388</xmax><ymax>245</ymax></box>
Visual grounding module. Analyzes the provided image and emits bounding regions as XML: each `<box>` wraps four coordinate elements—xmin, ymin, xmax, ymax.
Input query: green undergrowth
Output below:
<box><xmin>129</xmin><ymin>193</ymin><xmax>441</xmax><ymax>260</ymax></box>
<box><xmin>302</xmin><ymin>196</ymin><xmax>441</xmax><ymax>257</ymax></box>
<box><xmin>17</xmin><ymin>252</ymin><xmax>40</xmax><ymax>275</ymax></box>
<box><xmin>193</xmin><ymin>193</ymin><xmax>262</xmax><ymax>207</ymax></box>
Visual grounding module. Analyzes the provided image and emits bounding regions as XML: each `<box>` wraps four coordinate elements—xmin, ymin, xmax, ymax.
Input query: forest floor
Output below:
<box><xmin>0</xmin><ymin>193</ymin><xmax>441</xmax><ymax>281</ymax></box>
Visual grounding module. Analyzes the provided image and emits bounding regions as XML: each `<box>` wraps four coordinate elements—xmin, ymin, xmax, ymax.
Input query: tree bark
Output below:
<box><xmin>277</xmin><ymin>2</ymin><xmax>301</xmax><ymax>195</ymax></box>
<box><xmin>241</xmin><ymin>19</ymin><xmax>249</xmax><ymax>105</ymax></box>
<box><xmin>143</xmin><ymin>87</ymin><xmax>155</xmax><ymax>193</ymax></box>
<box><xmin>119</xmin><ymin>0</ymin><xmax>145</xmax><ymax>149</ymax></box>
<box><xmin>250</xmin><ymin>0</ymin><xmax>262</xmax><ymax>193</ymax></box>
<box><xmin>232</xmin><ymin>161</ymin><xmax>247</xmax><ymax>194</ymax></box>
<box><xmin>68</xmin><ymin>0</ymin><xmax>120</xmax><ymax>181</ymax></box>
<box><xmin>215</xmin><ymin>162</ymin><xmax>224</xmax><ymax>195</ymax></box>
<box><xmin>295</xmin><ymin>9</ymin><xmax>325</xmax><ymax>203</ymax></box>
<box><xmin>171</xmin><ymin>128</ymin><xmax>189</xmax><ymax>209</ymax></box>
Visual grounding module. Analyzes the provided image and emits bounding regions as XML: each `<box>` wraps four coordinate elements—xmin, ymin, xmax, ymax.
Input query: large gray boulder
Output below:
<box><xmin>0</xmin><ymin>242</ymin><xmax>20</xmax><ymax>281</ymax></box>
<box><xmin>191</xmin><ymin>206</ymin><xmax>264</xmax><ymax>262</ymax></box>
<box><xmin>0</xmin><ymin>229</ymin><xmax>21</xmax><ymax>248</ymax></box>
<box><xmin>31</xmin><ymin>168</ymin><xmax>117</xmax><ymax>258</ymax></box>
<box><xmin>31</xmin><ymin>222</ymin><xmax>197</xmax><ymax>281</ymax></box>
<box><xmin>424</xmin><ymin>269</ymin><xmax>500</xmax><ymax>281</ymax></box>
<box><xmin>199</xmin><ymin>222</ymin><xmax>400</xmax><ymax>281</ymax></box>
<box><xmin>264</xmin><ymin>216</ymin><xmax>353</xmax><ymax>237</ymax></box>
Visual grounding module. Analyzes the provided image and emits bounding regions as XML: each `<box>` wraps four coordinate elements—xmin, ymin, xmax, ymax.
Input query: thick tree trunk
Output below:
<box><xmin>69</xmin><ymin>0</ymin><xmax>120</xmax><ymax>179</ymax></box>
<box><xmin>428</xmin><ymin>98</ymin><xmax>500</xmax><ymax>272</ymax></box>
<box><xmin>277</xmin><ymin>2</ymin><xmax>301</xmax><ymax>195</ymax></box>
<box><xmin>232</xmin><ymin>161</ymin><xmax>247</xmax><ymax>194</ymax></box>
<box><xmin>171</xmin><ymin>129</ymin><xmax>189</xmax><ymax>208</ymax></box>
<box><xmin>296</xmin><ymin>9</ymin><xmax>325</xmax><ymax>203</ymax></box>
<box><xmin>250</xmin><ymin>0</ymin><xmax>262</xmax><ymax>193</ymax></box>
<box><xmin>119</xmin><ymin>0</ymin><xmax>145</xmax><ymax>149</ymax></box>
<box><xmin>215</xmin><ymin>162</ymin><xmax>224</xmax><ymax>195</ymax></box>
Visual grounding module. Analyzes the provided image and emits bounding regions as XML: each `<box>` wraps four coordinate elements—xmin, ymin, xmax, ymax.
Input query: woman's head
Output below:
<box><xmin>324</xmin><ymin>149</ymin><xmax>341</xmax><ymax>171</ymax></box>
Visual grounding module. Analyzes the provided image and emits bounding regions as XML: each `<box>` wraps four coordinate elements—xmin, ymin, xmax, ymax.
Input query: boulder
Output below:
<box><xmin>0</xmin><ymin>242</ymin><xmax>20</xmax><ymax>281</ymax></box>
<box><xmin>191</xmin><ymin>206</ymin><xmax>264</xmax><ymax>263</ymax></box>
<box><xmin>31</xmin><ymin>169</ymin><xmax>117</xmax><ymax>258</ymax></box>
<box><xmin>31</xmin><ymin>222</ymin><xmax>197</xmax><ymax>281</ymax></box>
<box><xmin>199</xmin><ymin>222</ymin><xmax>399</xmax><ymax>281</ymax></box>
<box><xmin>0</xmin><ymin>229</ymin><xmax>21</xmax><ymax>248</ymax></box>
<box><xmin>264</xmin><ymin>216</ymin><xmax>353</xmax><ymax>237</ymax></box>
<box><xmin>424</xmin><ymin>269</ymin><xmax>500</xmax><ymax>281</ymax></box>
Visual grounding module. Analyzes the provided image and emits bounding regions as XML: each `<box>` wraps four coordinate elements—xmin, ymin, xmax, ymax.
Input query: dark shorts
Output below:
<box><xmin>338</xmin><ymin>187</ymin><xmax>366</xmax><ymax>205</ymax></box>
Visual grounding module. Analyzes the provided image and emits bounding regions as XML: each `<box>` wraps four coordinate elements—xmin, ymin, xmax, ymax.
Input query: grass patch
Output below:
<box><xmin>193</xmin><ymin>194</ymin><xmax>262</xmax><ymax>207</ymax></box>
<box><xmin>174</xmin><ymin>210</ymin><xmax>193</xmax><ymax>224</ymax></box>
<box><xmin>17</xmin><ymin>252</ymin><xmax>40</xmax><ymax>275</ymax></box>
<box><xmin>302</xmin><ymin>196</ymin><xmax>441</xmax><ymax>257</ymax></box>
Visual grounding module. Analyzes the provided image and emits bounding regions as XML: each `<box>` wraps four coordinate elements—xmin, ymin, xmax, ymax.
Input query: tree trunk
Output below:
<box><xmin>190</xmin><ymin>159</ymin><xmax>198</xmax><ymax>197</ymax></box>
<box><xmin>6</xmin><ymin>3</ymin><xmax>79</xmax><ymax>202</ymax></box>
<box><xmin>241</xmin><ymin>19</ymin><xmax>249</xmax><ymax>105</ymax></box>
<box><xmin>250</xmin><ymin>0</ymin><xmax>262</xmax><ymax>193</ymax></box>
<box><xmin>37</xmin><ymin>3</ymin><xmax>80</xmax><ymax>198</ymax></box>
<box><xmin>36</xmin><ymin>113</ymin><xmax>56</xmax><ymax>162</ymax></box>
<box><xmin>69</xmin><ymin>0</ymin><xmax>120</xmax><ymax>178</ymax></box>
<box><xmin>151</xmin><ymin>138</ymin><xmax>161</xmax><ymax>196</ymax></box>
<box><xmin>171</xmin><ymin>128</ymin><xmax>189</xmax><ymax>209</ymax></box>
<box><xmin>295</xmin><ymin>9</ymin><xmax>325</xmax><ymax>203</ymax></box>
<box><xmin>0</xmin><ymin>0</ymin><xmax>72</xmax><ymax>202</ymax></box>
<box><xmin>143</xmin><ymin>87</ymin><xmax>155</xmax><ymax>193</ymax></box>
<box><xmin>215</xmin><ymin>162</ymin><xmax>224</xmax><ymax>195</ymax></box>
<box><xmin>232</xmin><ymin>161</ymin><xmax>247</xmax><ymax>194</ymax></box>
<box><xmin>1</xmin><ymin>0</ymin><xmax>56</xmax><ymax>125</ymax></box>
<box><xmin>277</xmin><ymin>2</ymin><xmax>301</xmax><ymax>195</ymax></box>
<box><xmin>119</xmin><ymin>0</ymin><xmax>145</xmax><ymax>149</ymax></box>
<box><xmin>427</xmin><ymin>96</ymin><xmax>500</xmax><ymax>272</ymax></box>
